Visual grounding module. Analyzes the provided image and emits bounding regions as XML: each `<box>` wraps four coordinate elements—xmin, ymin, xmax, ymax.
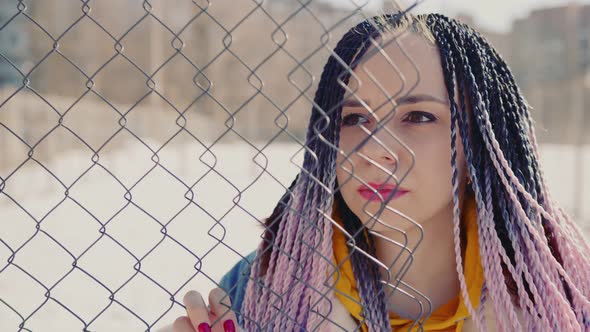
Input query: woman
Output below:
<box><xmin>171</xmin><ymin>12</ymin><xmax>590</xmax><ymax>332</ymax></box>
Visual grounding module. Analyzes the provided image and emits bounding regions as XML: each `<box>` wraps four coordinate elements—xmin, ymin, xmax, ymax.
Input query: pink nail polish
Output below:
<box><xmin>223</xmin><ymin>319</ymin><xmax>236</xmax><ymax>332</ymax></box>
<box><xmin>197</xmin><ymin>322</ymin><xmax>212</xmax><ymax>332</ymax></box>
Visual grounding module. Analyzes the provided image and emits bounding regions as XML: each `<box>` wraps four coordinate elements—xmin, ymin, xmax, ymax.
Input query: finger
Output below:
<box><xmin>183</xmin><ymin>290</ymin><xmax>212</xmax><ymax>332</ymax></box>
<box><xmin>208</xmin><ymin>288</ymin><xmax>238</xmax><ymax>332</ymax></box>
<box><xmin>173</xmin><ymin>316</ymin><xmax>196</xmax><ymax>332</ymax></box>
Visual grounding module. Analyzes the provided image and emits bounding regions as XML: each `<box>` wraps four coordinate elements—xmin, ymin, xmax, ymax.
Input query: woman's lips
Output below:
<box><xmin>357</xmin><ymin>182</ymin><xmax>409</xmax><ymax>202</ymax></box>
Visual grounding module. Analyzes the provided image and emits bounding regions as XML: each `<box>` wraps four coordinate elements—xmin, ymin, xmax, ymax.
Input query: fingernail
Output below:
<box><xmin>197</xmin><ymin>322</ymin><xmax>212</xmax><ymax>332</ymax></box>
<box><xmin>223</xmin><ymin>319</ymin><xmax>236</xmax><ymax>332</ymax></box>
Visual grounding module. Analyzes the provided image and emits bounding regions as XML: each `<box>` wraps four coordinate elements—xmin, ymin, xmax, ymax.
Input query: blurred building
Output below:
<box><xmin>454</xmin><ymin>4</ymin><xmax>590</xmax><ymax>145</ymax></box>
<box><xmin>2</xmin><ymin>1</ymin><xmax>590</xmax><ymax>147</ymax></box>
<box><xmin>510</xmin><ymin>3</ymin><xmax>590</xmax><ymax>144</ymax></box>
<box><xmin>0</xmin><ymin>1</ymin><xmax>27</xmax><ymax>88</ymax></box>
<box><xmin>17</xmin><ymin>0</ymin><xmax>356</xmax><ymax>143</ymax></box>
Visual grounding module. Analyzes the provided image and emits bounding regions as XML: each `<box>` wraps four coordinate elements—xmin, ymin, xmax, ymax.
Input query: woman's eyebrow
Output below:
<box><xmin>396</xmin><ymin>93</ymin><xmax>449</xmax><ymax>106</ymax></box>
<box><xmin>341</xmin><ymin>98</ymin><xmax>370</xmax><ymax>108</ymax></box>
<box><xmin>341</xmin><ymin>94</ymin><xmax>448</xmax><ymax>109</ymax></box>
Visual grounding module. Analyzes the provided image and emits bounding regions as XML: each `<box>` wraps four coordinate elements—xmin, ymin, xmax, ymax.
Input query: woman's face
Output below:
<box><xmin>335</xmin><ymin>31</ymin><xmax>469</xmax><ymax>234</ymax></box>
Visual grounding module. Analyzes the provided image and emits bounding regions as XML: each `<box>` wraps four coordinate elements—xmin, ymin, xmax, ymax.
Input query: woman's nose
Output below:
<box><xmin>357</xmin><ymin>129</ymin><xmax>399</xmax><ymax>172</ymax></box>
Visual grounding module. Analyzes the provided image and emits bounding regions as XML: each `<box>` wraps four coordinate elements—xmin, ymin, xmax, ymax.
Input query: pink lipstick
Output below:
<box><xmin>357</xmin><ymin>182</ymin><xmax>409</xmax><ymax>202</ymax></box>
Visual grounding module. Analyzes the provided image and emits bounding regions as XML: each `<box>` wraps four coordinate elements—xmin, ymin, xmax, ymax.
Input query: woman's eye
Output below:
<box><xmin>403</xmin><ymin>111</ymin><xmax>436</xmax><ymax>124</ymax></box>
<box><xmin>342</xmin><ymin>113</ymin><xmax>370</xmax><ymax>127</ymax></box>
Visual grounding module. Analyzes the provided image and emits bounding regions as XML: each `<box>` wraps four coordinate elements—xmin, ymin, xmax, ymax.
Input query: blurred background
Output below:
<box><xmin>0</xmin><ymin>0</ymin><xmax>589</xmax><ymax>331</ymax></box>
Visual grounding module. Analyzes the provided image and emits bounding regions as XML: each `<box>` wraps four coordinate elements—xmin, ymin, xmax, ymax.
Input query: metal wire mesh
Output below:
<box><xmin>1</xmin><ymin>1</ymin><xmax>589</xmax><ymax>331</ymax></box>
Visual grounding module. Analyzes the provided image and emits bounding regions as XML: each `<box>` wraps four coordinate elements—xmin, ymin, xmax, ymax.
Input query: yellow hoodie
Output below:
<box><xmin>330</xmin><ymin>194</ymin><xmax>484</xmax><ymax>332</ymax></box>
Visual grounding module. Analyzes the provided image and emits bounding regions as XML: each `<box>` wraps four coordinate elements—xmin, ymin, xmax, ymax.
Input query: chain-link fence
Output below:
<box><xmin>1</xmin><ymin>0</ymin><xmax>589</xmax><ymax>331</ymax></box>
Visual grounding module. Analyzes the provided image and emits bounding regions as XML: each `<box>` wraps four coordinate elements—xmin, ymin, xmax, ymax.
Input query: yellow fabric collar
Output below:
<box><xmin>330</xmin><ymin>195</ymin><xmax>484</xmax><ymax>331</ymax></box>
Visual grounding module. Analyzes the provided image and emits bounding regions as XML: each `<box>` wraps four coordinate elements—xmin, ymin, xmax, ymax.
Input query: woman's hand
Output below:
<box><xmin>173</xmin><ymin>288</ymin><xmax>238</xmax><ymax>332</ymax></box>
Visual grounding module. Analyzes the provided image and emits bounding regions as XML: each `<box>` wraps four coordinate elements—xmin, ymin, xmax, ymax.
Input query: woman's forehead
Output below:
<box><xmin>347</xmin><ymin>32</ymin><xmax>447</xmax><ymax>105</ymax></box>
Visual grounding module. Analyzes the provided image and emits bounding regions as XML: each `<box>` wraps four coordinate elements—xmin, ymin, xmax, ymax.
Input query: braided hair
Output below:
<box><xmin>241</xmin><ymin>13</ymin><xmax>590</xmax><ymax>331</ymax></box>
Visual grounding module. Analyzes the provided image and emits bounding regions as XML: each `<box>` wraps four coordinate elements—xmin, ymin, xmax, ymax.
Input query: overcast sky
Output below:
<box><xmin>327</xmin><ymin>0</ymin><xmax>590</xmax><ymax>32</ymax></box>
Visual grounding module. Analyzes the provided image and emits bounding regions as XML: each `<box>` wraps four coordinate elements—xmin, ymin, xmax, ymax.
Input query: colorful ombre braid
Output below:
<box><xmin>241</xmin><ymin>13</ymin><xmax>590</xmax><ymax>331</ymax></box>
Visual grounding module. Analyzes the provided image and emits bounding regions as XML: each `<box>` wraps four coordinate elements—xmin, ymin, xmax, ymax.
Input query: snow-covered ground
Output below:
<box><xmin>1</xmin><ymin>141</ymin><xmax>588</xmax><ymax>331</ymax></box>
